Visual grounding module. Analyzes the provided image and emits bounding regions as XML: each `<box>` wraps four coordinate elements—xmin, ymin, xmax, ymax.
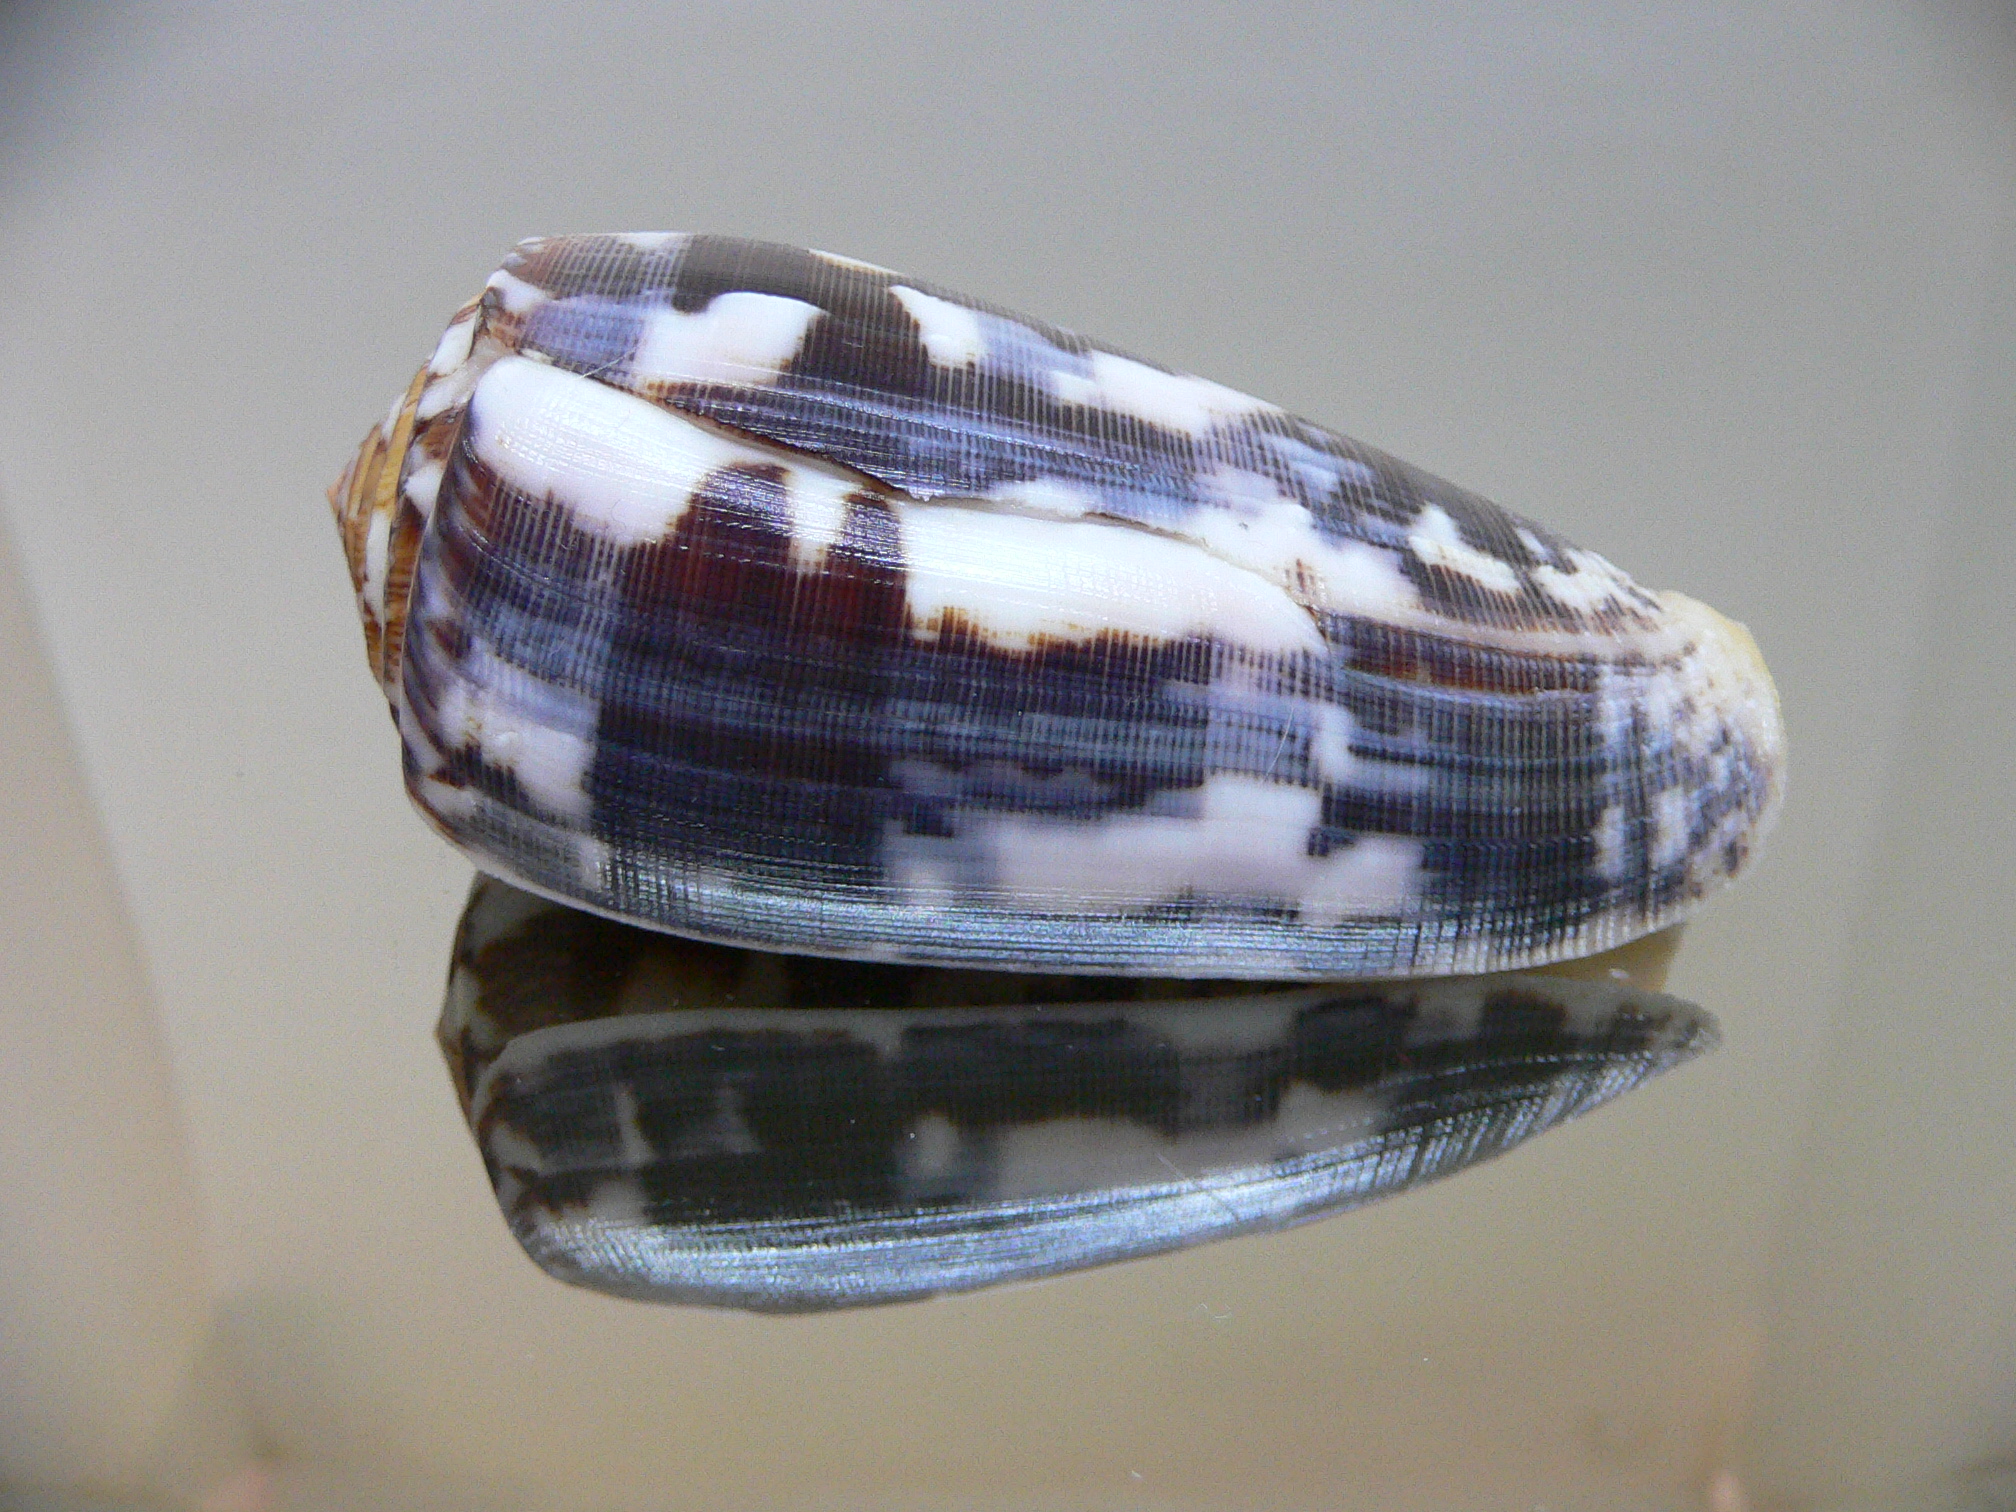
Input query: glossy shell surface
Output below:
<box><xmin>444</xmin><ymin>876</ymin><xmax>1717</xmax><ymax>1312</ymax></box>
<box><xmin>334</xmin><ymin>234</ymin><xmax>1783</xmax><ymax>977</ymax></box>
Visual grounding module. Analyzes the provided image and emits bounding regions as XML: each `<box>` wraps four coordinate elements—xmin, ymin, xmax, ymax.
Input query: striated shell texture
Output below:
<box><xmin>333</xmin><ymin>235</ymin><xmax>1783</xmax><ymax>978</ymax></box>
<box><xmin>443</xmin><ymin>875</ymin><xmax>1716</xmax><ymax>1311</ymax></box>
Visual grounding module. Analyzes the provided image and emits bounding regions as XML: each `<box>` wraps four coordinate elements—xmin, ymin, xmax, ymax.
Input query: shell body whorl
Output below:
<box><xmin>334</xmin><ymin>234</ymin><xmax>1783</xmax><ymax>979</ymax></box>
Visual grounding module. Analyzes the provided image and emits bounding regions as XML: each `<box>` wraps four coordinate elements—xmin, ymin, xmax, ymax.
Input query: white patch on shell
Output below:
<box><xmin>416</xmin><ymin>356</ymin><xmax>484</xmax><ymax>423</ymax></box>
<box><xmin>478</xmin><ymin>1118</ymin><xmax>544</xmax><ymax>1178</ymax></box>
<box><xmin>581</xmin><ymin>1176</ymin><xmax>649</xmax><ymax>1225</ymax></box>
<box><xmin>983</xmin><ymin>477</ymin><xmax>1099</xmax><ymax>519</ymax></box>
<box><xmin>886</xmin><ymin>774</ymin><xmax>1422</xmax><ymax>925</ymax></box>
<box><xmin>661</xmin><ymin>1084</ymin><xmax>763</xmax><ymax>1160</ymax></box>
<box><xmin>426</xmin><ymin>635</ymin><xmax>598</xmax><ymax>824</ymax></box>
<box><xmin>618</xmin><ymin>231</ymin><xmax>686</xmax><ymax>253</ymax></box>
<box><xmin>1189</xmin><ymin>473</ymin><xmax>1420</xmax><ymax>621</ymax></box>
<box><xmin>484</xmin><ymin>268</ymin><xmax>550</xmax><ymax>316</ymax></box>
<box><xmin>1309</xmin><ymin>704</ymin><xmax>1356</xmax><ymax>787</ymax></box>
<box><xmin>469</xmin><ymin>358</ymin><xmax>751</xmax><ymax>546</ymax></box>
<box><xmin>970</xmin><ymin>1080</ymin><xmax>1389</xmax><ymax>1201</ymax></box>
<box><xmin>573</xmin><ymin>834</ymin><xmax>612</xmax><ymax>892</ymax></box>
<box><xmin>1532</xmin><ymin>546</ymin><xmax>1638</xmax><ymax>617</ymax></box>
<box><xmin>628</xmin><ymin>291</ymin><xmax>822</xmax><ymax>388</ymax></box>
<box><xmin>472</xmin><ymin>357</ymin><xmax>882</xmax><ymax>567</ymax></box>
<box><xmin>1407</xmin><ymin>504</ymin><xmax>1521</xmax><ymax>595</ymax></box>
<box><xmin>781</xmin><ymin>469</ymin><xmax>861</xmax><ymax>573</ymax></box>
<box><xmin>1593</xmin><ymin>802</ymin><xmax>1628</xmax><ymax>881</ymax></box>
<box><xmin>1649</xmin><ymin>787</ymin><xmax>1692</xmax><ymax>871</ymax></box>
<box><xmin>891</xmin><ymin>285</ymin><xmax>985</xmax><ymax>368</ymax></box>
<box><xmin>1048</xmin><ymin>352</ymin><xmax>1280</xmax><ymax>436</ymax></box>
<box><xmin>1315</xmin><ymin>702</ymin><xmax>1430</xmax><ymax>796</ymax></box>
<box><xmin>428</xmin><ymin>312</ymin><xmax>479</xmax><ymax>377</ymax></box>
<box><xmin>401</xmin><ymin>457</ymin><xmax>444</xmax><ymax>517</ymax></box>
<box><xmin>360</xmin><ymin>506</ymin><xmax>393</xmax><ymax>621</ymax></box>
<box><xmin>611</xmin><ymin>1084</ymin><xmax>655</xmax><ymax>1168</ymax></box>
<box><xmin>415</xmin><ymin>772</ymin><xmax>478</xmax><ymax>822</ymax></box>
<box><xmin>893</xmin><ymin>502</ymin><xmax>1325</xmax><ymax>655</ymax></box>
<box><xmin>902</xmin><ymin>1113</ymin><xmax>964</xmax><ymax>1185</ymax></box>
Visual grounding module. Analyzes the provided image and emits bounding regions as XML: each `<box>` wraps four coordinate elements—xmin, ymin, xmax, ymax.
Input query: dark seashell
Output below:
<box><xmin>334</xmin><ymin>235</ymin><xmax>1784</xmax><ymax>980</ymax></box>
<box><xmin>442</xmin><ymin>876</ymin><xmax>1716</xmax><ymax>1311</ymax></box>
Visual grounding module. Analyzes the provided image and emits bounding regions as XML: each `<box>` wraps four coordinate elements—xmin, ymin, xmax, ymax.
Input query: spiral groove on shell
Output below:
<box><xmin>333</xmin><ymin>234</ymin><xmax>1783</xmax><ymax>978</ymax></box>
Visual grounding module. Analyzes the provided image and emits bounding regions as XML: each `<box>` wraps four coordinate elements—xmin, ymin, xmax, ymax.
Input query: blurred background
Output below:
<box><xmin>1</xmin><ymin>3</ymin><xmax>2012</xmax><ymax>1509</ymax></box>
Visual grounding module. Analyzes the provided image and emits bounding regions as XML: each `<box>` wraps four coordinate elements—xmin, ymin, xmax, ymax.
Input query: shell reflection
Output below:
<box><xmin>443</xmin><ymin>876</ymin><xmax>1716</xmax><ymax>1312</ymax></box>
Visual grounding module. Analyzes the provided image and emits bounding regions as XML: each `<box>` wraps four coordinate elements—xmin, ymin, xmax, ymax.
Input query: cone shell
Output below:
<box><xmin>442</xmin><ymin>876</ymin><xmax>1716</xmax><ymax>1311</ymax></box>
<box><xmin>334</xmin><ymin>235</ymin><xmax>1783</xmax><ymax>978</ymax></box>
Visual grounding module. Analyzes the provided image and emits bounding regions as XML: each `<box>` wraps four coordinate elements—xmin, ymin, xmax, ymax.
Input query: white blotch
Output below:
<box><xmin>474</xmin><ymin>356</ymin><xmax>885</xmax><ymax>555</ymax></box>
<box><xmin>430</xmin><ymin>635</ymin><xmax>598</xmax><ymax>823</ymax></box>
<box><xmin>1515</xmin><ymin>526</ymin><xmax>1551</xmax><ymax>560</ymax></box>
<box><xmin>1265</xmin><ymin>1083</ymin><xmax>1386</xmax><ymax>1161</ymax></box>
<box><xmin>360</xmin><ymin>507</ymin><xmax>392</xmax><ymax>620</ymax></box>
<box><xmin>894</xmin><ymin>502</ymin><xmax>1325</xmax><ymax>655</ymax></box>
<box><xmin>484</xmin><ymin>268</ymin><xmax>550</xmax><ymax>316</ymax></box>
<box><xmin>401</xmin><ymin>457</ymin><xmax>444</xmax><ymax>518</ymax></box>
<box><xmin>1309</xmin><ymin>703</ymin><xmax>1356</xmax><ymax>787</ymax></box>
<box><xmin>1406</xmin><ymin>503</ymin><xmax>1521</xmax><ymax>595</ymax></box>
<box><xmin>661</xmin><ymin>1084</ymin><xmax>762</xmax><ymax>1158</ymax></box>
<box><xmin>1189</xmin><ymin>493</ymin><xmax>1420</xmax><ymax>621</ymax></box>
<box><xmin>416</xmin><ymin>358</ymin><xmax>483</xmax><ymax>423</ymax></box>
<box><xmin>611</xmin><ymin>1084</ymin><xmax>655</xmax><ymax>1168</ymax></box>
<box><xmin>470</xmin><ymin>357</ymin><xmax>746</xmax><ymax>546</ymax></box>
<box><xmin>629</xmin><ymin>291</ymin><xmax>822</xmax><ymax>387</ymax></box>
<box><xmin>582</xmin><ymin>1176</ymin><xmax>648</xmax><ymax>1226</ymax></box>
<box><xmin>1050</xmin><ymin>351</ymin><xmax>1280</xmax><ymax>436</ymax></box>
<box><xmin>416</xmin><ymin>772</ymin><xmax>478</xmax><ymax>823</ymax></box>
<box><xmin>1320</xmin><ymin>701</ymin><xmax>1433</xmax><ymax>796</ymax></box>
<box><xmin>903</xmin><ymin>1113</ymin><xmax>963</xmax><ymax>1182</ymax></box>
<box><xmin>428</xmin><ymin>312</ymin><xmax>479</xmax><ymax>376</ymax></box>
<box><xmin>891</xmin><ymin>775</ymin><xmax>1422</xmax><ymax>925</ymax></box>
<box><xmin>1119</xmin><ymin>995</ymin><xmax>1307</xmax><ymax>1053</ymax></box>
<box><xmin>782</xmin><ymin>469</ymin><xmax>860</xmax><ymax>573</ymax></box>
<box><xmin>574</xmin><ymin>834</ymin><xmax>612</xmax><ymax>892</ymax></box>
<box><xmin>979</xmin><ymin>1081</ymin><xmax>1383</xmax><ymax>1201</ymax></box>
<box><xmin>1202</xmin><ymin>463</ymin><xmax>1294</xmax><ymax>514</ymax></box>
<box><xmin>618</xmin><ymin>231</ymin><xmax>686</xmax><ymax>253</ymax></box>
<box><xmin>891</xmin><ymin>285</ymin><xmax>985</xmax><ymax>368</ymax></box>
<box><xmin>983</xmin><ymin>477</ymin><xmax>1099</xmax><ymax>518</ymax></box>
<box><xmin>1532</xmin><ymin>546</ymin><xmax>1637</xmax><ymax>616</ymax></box>
<box><xmin>477</xmin><ymin>1119</ymin><xmax>545</xmax><ymax>1176</ymax></box>
<box><xmin>1593</xmin><ymin>802</ymin><xmax>1627</xmax><ymax>880</ymax></box>
<box><xmin>1649</xmin><ymin>787</ymin><xmax>1692</xmax><ymax>871</ymax></box>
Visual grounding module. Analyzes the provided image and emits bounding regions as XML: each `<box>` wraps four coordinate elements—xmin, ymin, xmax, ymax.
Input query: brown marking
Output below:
<box><xmin>327</xmin><ymin>364</ymin><xmax>429</xmax><ymax>693</ymax></box>
<box><xmin>1341</xmin><ymin>618</ymin><xmax>1609</xmax><ymax>695</ymax></box>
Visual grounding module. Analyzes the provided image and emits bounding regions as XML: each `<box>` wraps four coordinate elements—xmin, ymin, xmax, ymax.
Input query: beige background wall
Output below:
<box><xmin>2</xmin><ymin>4</ymin><xmax>2012</xmax><ymax>1509</ymax></box>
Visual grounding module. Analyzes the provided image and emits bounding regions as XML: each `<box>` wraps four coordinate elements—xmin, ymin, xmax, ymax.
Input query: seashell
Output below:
<box><xmin>443</xmin><ymin>875</ymin><xmax>1716</xmax><ymax>1311</ymax></box>
<box><xmin>332</xmin><ymin>234</ymin><xmax>1783</xmax><ymax>980</ymax></box>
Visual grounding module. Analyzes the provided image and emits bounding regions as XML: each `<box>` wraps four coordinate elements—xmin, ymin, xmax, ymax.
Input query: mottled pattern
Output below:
<box><xmin>336</xmin><ymin>234</ymin><xmax>1785</xmax><ymax>977</ymax></box>
<box><xmin>442</xmin><ymin>877</ymin><xmax>1717</xmax><ymax>1311</ymax></box>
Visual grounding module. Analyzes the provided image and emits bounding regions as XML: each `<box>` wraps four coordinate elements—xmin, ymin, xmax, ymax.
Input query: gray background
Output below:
<box><xmin>2</xmin><ymin>4</ymin><xmax>2013</xmax><ymax>1509</ymax></box>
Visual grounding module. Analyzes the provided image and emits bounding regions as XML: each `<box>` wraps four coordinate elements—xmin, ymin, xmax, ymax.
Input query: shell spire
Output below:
<box><xmin>333</xmin><ymin>234</ymin><xmax>1784</xmax><ymax>979</ymax></box>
